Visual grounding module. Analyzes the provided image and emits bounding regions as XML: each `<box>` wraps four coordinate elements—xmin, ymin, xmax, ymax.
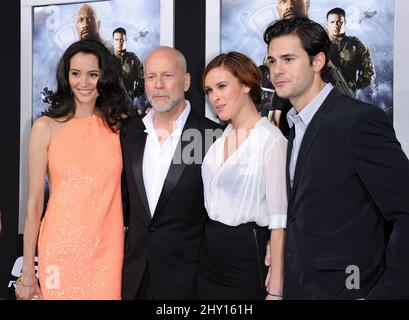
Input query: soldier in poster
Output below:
<box><xmin>326</xmin><ymin>7</ymin><xmax>376</xmax><ymax>96</ymax></box>
<box><xmin>112</xmin><ymin>27</ymin><xmax>148</xmax><ymax>116</ymax></box>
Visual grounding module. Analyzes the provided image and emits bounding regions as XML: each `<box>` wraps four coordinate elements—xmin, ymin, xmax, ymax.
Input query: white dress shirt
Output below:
<box><xmin>142</xmin><ymin>101</ymin><xmax>191</xmax><ymax>216</ymax></box>
<box><xmin>201</xmin><ymin>118</ymin><xmax>288</xmax><ymax>229</ymax></box>
<box><xmin>286</xmin><ymin>83</ymin><xmax>333</xmax><ymax>187</ymax></box>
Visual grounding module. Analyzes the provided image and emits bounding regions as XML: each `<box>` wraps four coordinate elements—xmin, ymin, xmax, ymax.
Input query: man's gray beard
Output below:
<box><xmin>148</xmin><ymin>97</ymin><xmax>180</xmax><ymax>113</ymax></box>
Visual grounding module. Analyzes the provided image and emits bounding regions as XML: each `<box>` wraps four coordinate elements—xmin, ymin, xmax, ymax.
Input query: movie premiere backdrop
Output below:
<box><xmin>32</xmin><ymin>0</ymin><xmax>160</xmax><ymax>120</ymax></box>
<box><xmin>1</xmin><ymin>0</ymin><xmax>407</xmax><ymax>300</ymax></box>
<box><xmin>206</xmin><ymin>0</ymin><xmax>394</xmax><ymax>118</ymax></box>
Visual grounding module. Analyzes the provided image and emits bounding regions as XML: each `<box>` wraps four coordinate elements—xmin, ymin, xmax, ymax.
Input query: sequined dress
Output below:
<box><xmin>37</xmin><ymin>115</ymin><xmax>124</xmax><ymax>300</ymax></box>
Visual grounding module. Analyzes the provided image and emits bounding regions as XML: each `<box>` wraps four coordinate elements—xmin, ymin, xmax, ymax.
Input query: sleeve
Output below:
<box><xmin>120</xmin><ymin>128</ymin><xmax>130</xmax><ymax>230</ymax></box>
<box><xmin>135</xmin><ymin>56</ymin><xmax>144</xmax><ymax>86</ymax></box>
<box><xmin>355</xmin><ymin>38</ymin><xmax>375</xmax><ymax>90</ymax></box>
<box><xmin>351</xmin><ymin>105</ymin><xmax>409</xmax><ymax>299</ymax></box>
<box><xmin>121</xmin><ymin>168</ymin><xmax>130</xmax><ymax>229</ymax></box>
<box><xmin>132</xmin><ymin>54</ymin><xmax>145</xmax><ymax>96</ymax></box>
<box><xmin>263</xmin><ymin>133</ymin><xmax>288</xmax><ymax>230</ymax></box>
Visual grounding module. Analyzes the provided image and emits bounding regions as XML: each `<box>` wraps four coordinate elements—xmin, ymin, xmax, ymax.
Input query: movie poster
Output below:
<box><xmin>32</xmin><ymin>0</ymin><xmax>161</xmax><ymax>120</ymax></box>
<box><xmin>221</xmin><ymin>0</ymin><xmax>394</xmax><ymax>116</ymax></box>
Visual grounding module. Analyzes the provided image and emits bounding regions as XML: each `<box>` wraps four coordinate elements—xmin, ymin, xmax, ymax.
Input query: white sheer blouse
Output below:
<box><xmin>202</xmin><ymin>118</ymin><xmax>288</xmax><ymax>229</ymax></box>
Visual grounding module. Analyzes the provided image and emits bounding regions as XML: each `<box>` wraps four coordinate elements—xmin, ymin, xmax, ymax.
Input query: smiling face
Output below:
<box><xmin>267</xmin><ymin>34</ymin><xmax>324</xmax><ymax>110</ymax></box>
<box><xmin>144</xmin><ymin>47</ymin><xmax>190</xmax><ymax>113</ymax></box>
<box><xmin>68</xmin><ymin>52</ymin><xmax>101</xmax><ymax>112</ymax></box>
<box><xmin>204</xmin><ymin>66</ymin><xmax>250</xmax><ymax>122</ymax></box>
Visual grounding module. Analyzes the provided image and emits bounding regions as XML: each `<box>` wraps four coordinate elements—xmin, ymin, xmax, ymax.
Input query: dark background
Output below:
<box><xmin>0</xmin><ymin>0</ymin><xmax>206</xmax><ymax>299</ymax></box>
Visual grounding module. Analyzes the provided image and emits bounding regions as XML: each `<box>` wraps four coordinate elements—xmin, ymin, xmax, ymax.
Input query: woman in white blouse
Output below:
<box><xmin>197</xmin><ymin>52</ymin><xmax>288</xmax><ymax>300</ymax></box>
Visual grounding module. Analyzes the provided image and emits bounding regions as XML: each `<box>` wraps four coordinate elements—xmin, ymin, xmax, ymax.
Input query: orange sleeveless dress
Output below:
<box><xmin>37</xmin><ymin>115</ymin><xmax>124</xmax><ymax>300</ymax></box>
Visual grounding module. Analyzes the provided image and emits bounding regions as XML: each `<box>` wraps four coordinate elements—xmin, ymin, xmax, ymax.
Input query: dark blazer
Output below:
<box><xmin>284</xmin><ymin>88</ymin><xmax>409</xmax><ymax>300</ymax></box>
<box><xmin>120</xmin><ymin>108</ymin><xmax>221</xmax><ymax>300</ymax></box>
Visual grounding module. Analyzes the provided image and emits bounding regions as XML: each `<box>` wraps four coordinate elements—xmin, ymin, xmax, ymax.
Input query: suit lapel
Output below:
<box><xmin>289</xmin><ymin>89</ymin><xmax>341</xmax><ymax>203</ymax></box>
<box><xmin>286</xmin><ymin>126</ymin><xmax>295</xmax><ymax>200</ymax></box>
<box><xmin>152</xmin><ymin>109</ymin><xmax>199</xmax><ymax>219</ymax></box>
<box><xmin>130</xmin><ymin>126</ymin><xmax>152</xmax><ymax>222</ymax></box>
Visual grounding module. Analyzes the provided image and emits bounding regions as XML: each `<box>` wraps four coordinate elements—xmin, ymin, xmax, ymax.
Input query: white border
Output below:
<box><xmin>393</xmin><ymin>0</ymin><xmax>409</xmax><ymax>156</ymax></box>
<box><xmin>19</xmin><ymin>0</ymin><xmax>174</xmax><ymax>233</ymax></box>
<box><xmin>160</xmin><ymin>0</ymin><xmax>174</xmax><ymax>46</ymax></box>
<box><xmin>206</xmin><ymin>0</ymin><xmax>409</xmax><ymax>156</ymax></box>
<box><xmin>204</xmin><ymin>0</ymin><xmax>220</xmax><ymax>122</ymax></box>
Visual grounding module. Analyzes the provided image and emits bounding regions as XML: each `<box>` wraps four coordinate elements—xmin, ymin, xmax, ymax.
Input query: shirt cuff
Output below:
<box><xmin>268</xmin><ymin>214</ymin><xmax>287</xmax><ymax>230</ymax></box>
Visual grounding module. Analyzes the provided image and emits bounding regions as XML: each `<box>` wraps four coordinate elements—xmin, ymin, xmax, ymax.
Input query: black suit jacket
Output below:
<box><xmin>120</xmin><ymin>108</ymin><xmax>221</xmax><ymax>300</ymax></box>
<box><xmin>284</xmin><ymin>88</ymin><xmax>409</xmax><ymax>299</ymax></box>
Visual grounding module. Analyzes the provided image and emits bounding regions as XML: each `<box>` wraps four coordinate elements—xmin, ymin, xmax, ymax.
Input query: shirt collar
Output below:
<box><xmin>287</xmin><ymin>83</ymin><xmax>334</xmax><ymax>128</ymax></box>
<box><xmin>142</xmin><ymin>100</ymin><xmax>191</xmax><ymax>137</ymax></box>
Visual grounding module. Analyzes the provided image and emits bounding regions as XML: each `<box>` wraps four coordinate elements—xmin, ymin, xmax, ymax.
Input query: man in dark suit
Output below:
<box><xmin>264</xmin><ymin>17</ymin><xmax>409</xmax><ymax>299</ymax></box>
<box><xmin>121</xmin><ymin>46</ymin><xmax>221</xmax><ymax>299</ymax></box>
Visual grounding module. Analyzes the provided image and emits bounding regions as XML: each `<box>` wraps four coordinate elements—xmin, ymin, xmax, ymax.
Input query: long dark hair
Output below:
<box><xmin>42</xmin><ymin>39</ymin><xmax>131</xmax><ymax>132</ymax></box>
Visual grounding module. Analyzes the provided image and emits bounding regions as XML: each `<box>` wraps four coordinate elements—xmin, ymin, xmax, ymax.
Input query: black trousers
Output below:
<box><xmin>197</xmin><ymin>219</ymin><xmax>270</xmax><ymax>300</ymax></box>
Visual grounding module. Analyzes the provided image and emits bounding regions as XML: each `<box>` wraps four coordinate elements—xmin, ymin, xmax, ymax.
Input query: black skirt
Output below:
<box><xmin>197</xmin><ymin>219</ymin><xmax>270</xmax><ymax>300</ymax></box>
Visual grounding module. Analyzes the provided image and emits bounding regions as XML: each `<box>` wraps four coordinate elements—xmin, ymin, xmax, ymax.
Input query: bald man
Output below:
<box><xmin>276</xmin><ymin>0</ymin><xmax>309</xmax><ymax>20</ymax></box>
<box><xmin>75</xmin><ymin>4</ymin><xmax>113</xmax><ymax>52</ymax></box>
<box><xmin>120</xmin><ymin>47</ymin><xmax>221</xmax><ymax>300</ymax></box>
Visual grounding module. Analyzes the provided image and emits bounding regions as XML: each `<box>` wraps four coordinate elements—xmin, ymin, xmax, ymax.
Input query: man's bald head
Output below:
<box><xmin>76</xmin><ymin>4</ymin><xmax>101</xmax><ymax>40</ymax></box>
<box><xmin>144</xmin><ymin>46</ymin><xmax>191</xmax><ymax>113</ymax></box>
<box><xmin>277</xmin><ymin>0</ymin><xmax>310</xmax><ymax>20</ymax></box>
<box><xmin>145</xmin><ymin>46</ymin><xmax>187</xmax><ymax>74</ymax></box>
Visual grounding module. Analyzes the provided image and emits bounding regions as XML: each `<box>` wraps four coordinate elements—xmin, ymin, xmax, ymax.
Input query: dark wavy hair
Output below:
<box><xmin>263</xmin><ymin>17</ymin><xmax>332</xmax><ymax>82</ymax></box>
<box><xmin>42</xmin><ymin>39</ymin><xmax>131</xmax><ymax>132</ymax></box>
<box><xmin>202</xmin><ymin>51</ymin><xmax>263</xmax><ymax>105</ymax></box>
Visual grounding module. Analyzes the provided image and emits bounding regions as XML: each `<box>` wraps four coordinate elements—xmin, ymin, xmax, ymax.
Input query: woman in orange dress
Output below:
<box><xmin>15</xmin><ymin>40</ymin><xmax>130</xmax><ymax>300</ymax></box>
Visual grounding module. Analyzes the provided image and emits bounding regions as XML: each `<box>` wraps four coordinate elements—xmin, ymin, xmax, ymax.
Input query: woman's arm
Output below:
<box><xmin>266</xmin><ymin>229</ymin><xmax>285</xmax><ymax>300</ymax></box>
<box><xmin>263</xmin><ymin>134</ymin><xmax>288</xmax><ymax>300</ymax></box>
<box><xmin>15</xmin><ymin>117</ymin><xmax>50</xmax><ymax>300</ymax></box>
